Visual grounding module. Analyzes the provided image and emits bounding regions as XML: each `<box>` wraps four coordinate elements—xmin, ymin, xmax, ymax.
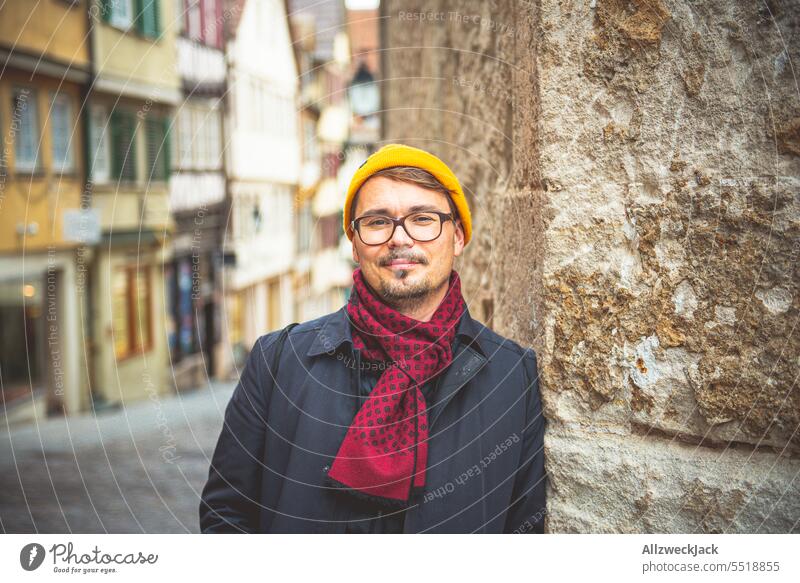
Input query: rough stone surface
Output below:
<box><xmin>382</xmin><ymin>0</ymin><xmax>800</xmax><ymax>532</ymax></box>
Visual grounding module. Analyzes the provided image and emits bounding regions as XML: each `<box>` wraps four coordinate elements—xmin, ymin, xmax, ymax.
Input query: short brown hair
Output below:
<box><xmin>349</xmin><ymin>166</ymin><xmax>460</xmax><ymax>225</ymax></box>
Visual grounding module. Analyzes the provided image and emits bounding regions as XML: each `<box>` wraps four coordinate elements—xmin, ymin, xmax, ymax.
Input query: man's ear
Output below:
<box><xmin>351</xmin><ymin>241</ymin><xmax>360</xmax><ymax>264</ymax></box>
<box><xmin>453</xmin><ymin>219</ymin><xmax>466</xmax><ymax>257</ymax></box>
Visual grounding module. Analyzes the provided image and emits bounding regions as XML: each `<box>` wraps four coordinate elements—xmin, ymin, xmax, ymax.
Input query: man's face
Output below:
<box><xmin>351</xmin><ymin>176</ymin><xmax>465</xmax><ymax>310</ymax></box>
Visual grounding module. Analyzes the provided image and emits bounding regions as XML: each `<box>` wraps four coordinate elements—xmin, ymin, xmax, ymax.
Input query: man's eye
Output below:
<box><xmin>412</xmin><ymin>216</ymin><xmax>434</xmax><ymax>224</ymax></box>
<box><xmin>365</xmin><ymin>218</ymin><xmax>389</xmax><ymax>227</ymax></box>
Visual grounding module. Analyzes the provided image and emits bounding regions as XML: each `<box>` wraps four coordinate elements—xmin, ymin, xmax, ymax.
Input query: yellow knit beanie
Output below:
<box><xmin>343</xmin><ymin>143</ymin><xmax>472</xmax><ymax>245</ymax></box>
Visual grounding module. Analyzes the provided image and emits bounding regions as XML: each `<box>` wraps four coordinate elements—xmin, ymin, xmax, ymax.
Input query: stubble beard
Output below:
<box><xmin>377</xmin><ymin>267</ymin><xmax>448</xmax><ymax>312</ymax></box>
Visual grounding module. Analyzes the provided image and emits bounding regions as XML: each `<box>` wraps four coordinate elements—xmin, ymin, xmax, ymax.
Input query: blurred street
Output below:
<box><xmin>0</xmin><ymin>0</ymin><xmax>380</xmax><ymax>535</ymax></box>
<box><xmin>0</xmin><ymin>382</ymin><xmax>235</xmax><ymax>534</ymax></box>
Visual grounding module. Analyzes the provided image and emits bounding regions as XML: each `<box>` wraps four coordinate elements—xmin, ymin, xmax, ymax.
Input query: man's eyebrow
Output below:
<box><xmin>359</xmin><ymin>204</ymin><xmax>446</xmax><ymax>216</ymax></box>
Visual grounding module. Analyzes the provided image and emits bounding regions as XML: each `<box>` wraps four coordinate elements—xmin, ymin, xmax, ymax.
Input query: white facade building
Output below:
<box><xmin>223</xmin><ymin>0</ymin><xmax>301</xmax><ymax>366</ymax></box>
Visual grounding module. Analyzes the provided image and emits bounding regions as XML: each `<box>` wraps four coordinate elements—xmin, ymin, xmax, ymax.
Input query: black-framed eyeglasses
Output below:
<box><xmin>351</xmin><ymin>211</ymin><xmax>455</xmax><ymax>246</ymax></box>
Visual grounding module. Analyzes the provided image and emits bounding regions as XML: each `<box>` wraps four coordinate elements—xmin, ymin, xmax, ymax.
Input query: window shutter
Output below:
<box><xmin>111</xmin><ymin>110</ymin><xmax>137</xmax><ymax>182</ymax></box>
<box><xmin>99</xmin><ymin>0</ymin><xmax>112</xmax><ymax>23</ymax></box>
<box><xmin>152</xmin><ymin>0</ymin><xmax>160</xmax><ymax>36</ymax></box>
<box><xmin>136</xmin><ymin>0</ymin><xmax>160</xmax><ymax>38</ymax></box>
<box><xmin>161</xmin><ymin>117</ymin><xmax>171</xmax><ymax>179</ymax></box>
<box><xmin>135</xmin><ymin>0</ymin><xmax>147</xmax><ymax>37</ymax></box>
<box><xmin>145</xmin><ymin>116</ymin><xmax>170</xmax><ymax>181</ymax></box>
<box><xmin>145</xmin><ymin>117</ymin><xmax>158</xmax><ymax>181</ymax></box>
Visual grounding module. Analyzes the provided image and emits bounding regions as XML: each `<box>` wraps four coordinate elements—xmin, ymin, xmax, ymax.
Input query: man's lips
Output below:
<box><xmin>385</xmin><ymin>259</ymin><xmax>421</xmax><ymax>268</ymax></box>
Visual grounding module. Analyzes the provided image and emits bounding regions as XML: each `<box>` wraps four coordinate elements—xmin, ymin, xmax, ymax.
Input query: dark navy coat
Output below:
<box><xmin>199</xmin><ymin>304</ymin><xmax>547</xmax><ymax>533</ymax></box>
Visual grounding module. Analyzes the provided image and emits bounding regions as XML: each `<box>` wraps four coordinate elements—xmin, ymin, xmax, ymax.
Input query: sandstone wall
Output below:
<box><xmin>381</xmin><ymin>0</ymin><xmax>800</xmax><ymax>532</ymax></box>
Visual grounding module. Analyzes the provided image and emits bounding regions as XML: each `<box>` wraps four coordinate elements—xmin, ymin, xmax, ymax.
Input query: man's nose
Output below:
<box><xmin>387</xmin><ymin>221</ymin><xmax>414</xmax><ymax>247</ymax></box>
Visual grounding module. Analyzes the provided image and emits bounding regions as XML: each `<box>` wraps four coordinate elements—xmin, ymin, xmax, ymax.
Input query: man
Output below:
<box><xmin>199</xmin><ymin>143</ymin><xmax>547</xmax><ymax>533</ymax></box>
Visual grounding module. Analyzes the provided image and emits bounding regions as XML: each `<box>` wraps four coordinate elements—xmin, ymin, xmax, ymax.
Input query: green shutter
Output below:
<box><xmin>135</xmin><ymin>0</ymin><xmax>145</xmax><ymax>36</ymax></box>
<box><xmin>145</xmin><ymin>116</ymin><xmax>170</xmax><ymax>181</ymax></box>
<box><xmin>111</xmin><ymin>110</ymin><xmax>137</xmax><ymax>182</ymax></box>
<box><xmin>152</xmin><ymin>0</ymin><xmax>161</xmax><ymax>37</ymax></box>
<box><xmin>110</xmin><ymin>110</ymin><xmax>122</xmax><ymax>179</ymax></box>
<box><xmin>136</xmin><ymin>0</ymin><xmax>160</xmax><ymax>38</ymax></box>
<box><xmin>145</xmin><ymin>117</ymin><xmax>156</xmax><ymax>180</ymax></box>
<box><xmin>135</xmin><ymin>0</ymin><xmax>147</xmax><ymax>37</ymax></box>
<box><xmin>161</xmin><ymin>117</ymin><xmax>171</xmax><ymax>179</ymax></box>
<box><xmin>126</xmin><ymin>112</ymin><xmax>138</xmax><ymax>181</ymax></box>
<box><xmin>99</xmin><ymin>0</ymin><xmax>112</xmax><ymax>23</ymax></box>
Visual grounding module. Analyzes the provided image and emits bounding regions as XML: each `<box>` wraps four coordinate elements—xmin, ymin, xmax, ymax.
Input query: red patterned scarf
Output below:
<box><xmin>325</xmin><ymin>266</ymin><xmax>466</xmax><ymax>507</ymax></box>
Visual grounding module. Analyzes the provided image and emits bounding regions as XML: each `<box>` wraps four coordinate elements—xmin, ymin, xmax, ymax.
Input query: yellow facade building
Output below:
<box><xmin>0</xmin><ymin>0</ymin><xmax>180</xmax><ymax>423</ymax></box>
<box><xmin>0</xmin><ymin>0</ymin><xmax>93</xmax><ymax>423</ymax></box>
<box><xmin>86</xmin><ymin>0</ymin><xmax>179</xmax><ymax>407</ymax></box>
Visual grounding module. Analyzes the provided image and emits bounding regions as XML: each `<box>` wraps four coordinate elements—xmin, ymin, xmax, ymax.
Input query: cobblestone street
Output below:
<box><xmin>0</xmin><ymin>382</ymin><xmax>235</xmax><ymax>533</ymax></box>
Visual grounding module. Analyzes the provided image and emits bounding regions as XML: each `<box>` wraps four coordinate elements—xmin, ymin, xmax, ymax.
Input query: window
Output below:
<box><xmin>170</xmin><ymin>112</ymin><xmax>179</xmax><ymax>170</ymax></box>
<box><xmin>145</xmin><ymin>115</ymin><xmax>170</xmax><ymax>181</ymax></box>
<box><xmin>252</xmin><ymin>202</ymin><xmax>262</xmax><ymax>234</ymax></box>
<box><xmin>203</xmin><ymin>111</ymin><xmax>214</xmax><ymax>168</ymax></box>
<box><xmin>191</xmin><ymin>107</ymin><xmax>206</xmax><ymax>168</ymax></box>
<box><xmin>12</xmin><ymin>88</ymin><xmax>39</xmax><ymax>172</ymax></box>
<box><xmin>296</xmin><ymin>203</ymin><xmax>313</xmax><ymax>253</ymax></box>
<box><xmin>234</xmin><ymin>194</ymin><xmax>263</xmax><ymax>240</ymax></box>
<box><xmin>198</xmin><ymin>107</ymin><xmax>221</xmax><ymax>169</ymax></box>
<box><xmin>319</xmin><ymin>213</ymin><xmax>342</xmax><ymax>249</ymax></box>
<box><xmin>112</xmin><ymin>265</ymin><xmax>152</xmax><ymax>359</ymax></box>
<box><xmin>177</xmin><ymin>106</ymin><xmax>193</xmax><ymax>169</ymax></box>
<box><xmin>110</xmin><ymin>109</ymin><xmax>138</xmax><ymax>182</ymax></box>
<box><xmin>103</xmin><ymin>0</ymin><xmax>159</xmax><ymax>37</ymax></box>
<box><xmin>105</xmin><ymin>0</ymin><xmax>134</xmax><ymax>29</ymax></box>
<box><xmin>207</xmin><ymin>107</ymin><xmax>221</xmax><ymax>168</ymax></box>
<box><xmin>50</xmin><ymin>93</ymin><xmax>74</xmax><ymax>173</ymax></box>
<box><xmin>89</xmin><ymin>106</ymin><xmax>111</xmax><ymax>182</ymax></box>
<box><xmin>175</xmin><ymin>104</ymin><xmax>220</xmax><ymax>170</ymax></box>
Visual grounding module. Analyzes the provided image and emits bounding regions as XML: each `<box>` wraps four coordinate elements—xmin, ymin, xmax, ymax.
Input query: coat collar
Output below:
<box><xmin>306</xmin><ymin>302</ymin><xmax>489</xmax><ymax>359</ymax></box>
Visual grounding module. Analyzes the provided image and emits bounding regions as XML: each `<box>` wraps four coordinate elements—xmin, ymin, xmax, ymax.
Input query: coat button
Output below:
<box><xmin>322</xmin><ymin>465</ymin><xmax>330</xmax><ymax>473</ymax></box>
